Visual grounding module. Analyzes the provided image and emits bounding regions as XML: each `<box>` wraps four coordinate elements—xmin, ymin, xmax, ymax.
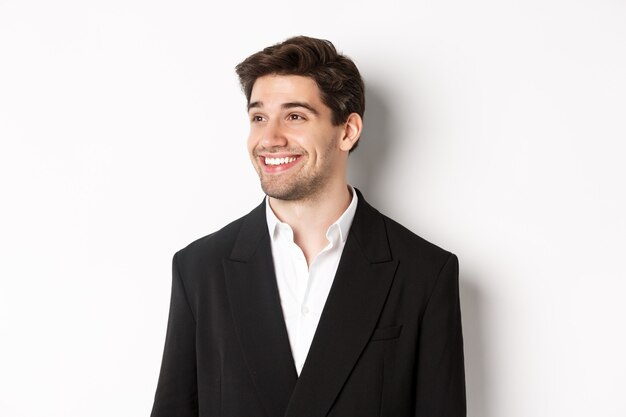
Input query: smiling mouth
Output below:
<box><xmin>264</xmin><ymin>156</ymin><xmax>298</xmax><ymax>166</ymax></box>
<box><xmin>259</xmin><ymin>155</ymin><xmax>302</xmax><ymax>172</ymax></box>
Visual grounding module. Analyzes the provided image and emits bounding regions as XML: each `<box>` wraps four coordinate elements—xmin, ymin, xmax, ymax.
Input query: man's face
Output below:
<box><xmin>247</xmin><ymin>74</ymin><xmax>346</xmax><ymax>201</ymax></box>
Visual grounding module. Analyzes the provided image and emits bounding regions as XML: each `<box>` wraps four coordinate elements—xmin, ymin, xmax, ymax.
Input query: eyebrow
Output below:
<box><xmin>247</xmin><ymin>101</ymin><xmax>320</xmax><ymax>115</ymax></box>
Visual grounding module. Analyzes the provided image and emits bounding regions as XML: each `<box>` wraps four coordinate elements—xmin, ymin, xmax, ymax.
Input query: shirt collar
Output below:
<box><xmin>265</xmin><ymin>185</ymin><xmax>359</xmax><ymax>244</ymax></box>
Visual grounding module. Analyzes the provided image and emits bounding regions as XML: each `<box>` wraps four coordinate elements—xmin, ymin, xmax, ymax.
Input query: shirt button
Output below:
<box><xmin>301</xmin><ymin>305</ymin><xmax>309</xmax><ymax>316</ymax></box>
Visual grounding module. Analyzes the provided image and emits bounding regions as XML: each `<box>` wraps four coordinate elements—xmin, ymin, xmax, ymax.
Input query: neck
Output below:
<box><xmin>269</xmin><ymin>181</ymin><xmax>352</xmax><ymax>265</ymax></box>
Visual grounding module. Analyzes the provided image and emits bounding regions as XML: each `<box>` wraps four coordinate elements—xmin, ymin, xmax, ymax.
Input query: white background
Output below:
<box><xmin>1</xmin><ymin>0</ymin><xmax>625</xmax><ymax>416</ymax></box>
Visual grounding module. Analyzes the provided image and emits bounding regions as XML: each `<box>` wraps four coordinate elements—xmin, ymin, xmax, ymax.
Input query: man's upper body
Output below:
<box><xmin>151</xmin><ymin>36</ymin><xmax>466</xmax><ymax>417</ymax></box>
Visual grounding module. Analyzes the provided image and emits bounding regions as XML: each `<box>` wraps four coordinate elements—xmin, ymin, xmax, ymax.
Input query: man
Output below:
<box><xmin>151</xmin><ymin>36</ymin><xmax>466</xmax><ymax>417</ymax></box>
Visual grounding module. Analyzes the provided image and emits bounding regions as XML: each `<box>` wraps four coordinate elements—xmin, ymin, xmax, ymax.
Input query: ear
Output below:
<box><xmin>338</xmin><ymin>113</ymin><xmax>363</xmax><ymax>152</ymax></box>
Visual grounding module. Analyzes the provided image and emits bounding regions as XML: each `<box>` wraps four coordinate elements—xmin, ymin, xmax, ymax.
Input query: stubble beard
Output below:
<box><xmin>254</xmin><ymin>140</ymin><xmax>336</xmax><ymax>202</ymax></box>
<box><xmin>259</xmin><ymin>165</ymin><xmax>330</xmax><ymax>202</ymax></box>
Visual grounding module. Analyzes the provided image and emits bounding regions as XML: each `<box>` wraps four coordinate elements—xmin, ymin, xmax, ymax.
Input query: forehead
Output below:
<box><xmin>249</xmin><ymin>74</ymin><xmax>323</xmax><ymax>106</ymax></box>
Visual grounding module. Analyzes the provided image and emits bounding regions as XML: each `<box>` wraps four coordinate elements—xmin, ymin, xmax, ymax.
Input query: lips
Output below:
<box><xmin>259</xmin><ymin>154</ymin><xmax>302</xmax><ymax>173</ymax></box>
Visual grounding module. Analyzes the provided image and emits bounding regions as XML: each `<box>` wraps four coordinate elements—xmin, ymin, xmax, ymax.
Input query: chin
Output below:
<box><xmin>259</xmin><ymin>179</ymin><xmax>298</xmax><ymax>200</ymax></box>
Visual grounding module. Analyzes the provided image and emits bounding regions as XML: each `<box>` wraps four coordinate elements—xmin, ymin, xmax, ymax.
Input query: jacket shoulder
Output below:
<box><xmin>353</xmin><ymin>189</ymin><xmax>454</xmax><ymax>267</ymax></box>
<box><xmin>175</xmin><ymin>205</ymin><xmax>259</xmax><ymax>264</ymax></box>
<box><xmin>379</xmin><ymin>213</ymin><xmax>459</xmax><ymax>305</ymax></box>
<box><xmin>381</xmin><ymin>213</ymin><xmax>454</xmax><ymax>266</ymax></box>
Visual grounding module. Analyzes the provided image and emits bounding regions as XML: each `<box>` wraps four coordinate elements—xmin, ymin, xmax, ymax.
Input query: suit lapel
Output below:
<box><xmin>285</xmin><ymin>191</ymin><xmax>399</xmax><ymax>417</ymax></box>
<box><xmin>223</xmin><ymin>201</ymin><xmax>298</xmax><ymax>417</ymax></box>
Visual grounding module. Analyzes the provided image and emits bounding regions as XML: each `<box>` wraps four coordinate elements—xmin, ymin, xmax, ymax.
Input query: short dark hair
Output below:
<box><xmin>235</xmin><ymin>36</ymin><xmax>365</xmax><ymax>148</ymax></box>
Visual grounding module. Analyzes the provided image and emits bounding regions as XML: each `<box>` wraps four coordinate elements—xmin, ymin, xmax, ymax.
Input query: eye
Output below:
<box><xmin>288</xmin><ymin>113</ymin><xmax>305</xmax><ymax>121</ymax></box>
<box><xmin>251</xmin><ymin>115</ymin><xmax>265</xmax><ymax>123</ymax></box>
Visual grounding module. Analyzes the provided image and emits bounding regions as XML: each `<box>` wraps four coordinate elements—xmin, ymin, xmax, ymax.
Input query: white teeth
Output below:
<box><xmin>265</xmin><ymin>156</ymin><xmax>297</xmax><ymax>166</ymax></box>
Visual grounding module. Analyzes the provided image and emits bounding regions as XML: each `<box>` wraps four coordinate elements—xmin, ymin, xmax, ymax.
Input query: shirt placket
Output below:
<box><xmin>290</xmin><ymin>240</ymin><xmax>310</xmax><ymax>373</ymax></box>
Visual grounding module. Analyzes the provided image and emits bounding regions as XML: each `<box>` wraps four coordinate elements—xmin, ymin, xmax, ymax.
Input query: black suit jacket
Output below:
<box><xmin>151</xmin><ymin>190</ymin><xmax>466</xmax><ymax>417</ymax></box>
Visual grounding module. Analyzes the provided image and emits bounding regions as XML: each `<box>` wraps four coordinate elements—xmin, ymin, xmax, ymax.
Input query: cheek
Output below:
<box><xmin>247</xmin><ymin>123</ymin><xmax>267</xmax><ymax>147</ymax></box>
<box><xmin>246</xmin><ymin>131</ymin><xmax>258</xmax><ymax>153</ymax></box>
<box><xmin>315</xmin><ymin>129</ymin><xmax>341</xmax><ymax>152</ymax></box>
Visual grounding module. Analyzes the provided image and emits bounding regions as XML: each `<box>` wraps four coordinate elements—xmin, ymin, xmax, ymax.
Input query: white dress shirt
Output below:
<box><xmin>265</xmin><ymin>186</ymin><xmax>358</xmax><ymax>376</ymax></box>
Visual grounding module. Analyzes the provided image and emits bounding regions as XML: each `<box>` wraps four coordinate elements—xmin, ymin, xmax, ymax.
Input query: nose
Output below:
<box><xmin>261</xmin><ymin>119</ymin><xmax>288</xmax><ymax>149</ymax></box>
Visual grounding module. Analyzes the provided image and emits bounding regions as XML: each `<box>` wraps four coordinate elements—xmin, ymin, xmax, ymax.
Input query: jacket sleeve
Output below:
<box><xmin>151</xmin><ymin>252</ymin><xmax>199</xmax><ymax>417</ymax></box>
<box><xmin>414</xmin><ymin>253</ymin><xmax>466</xmax><ymax>417</ymax></box>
